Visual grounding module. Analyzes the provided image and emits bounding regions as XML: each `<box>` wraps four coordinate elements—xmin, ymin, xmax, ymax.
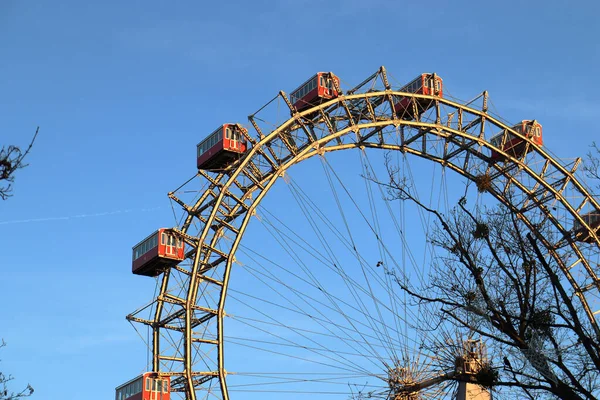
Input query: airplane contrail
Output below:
<box><xmin>0</xmin><ymin>206</ymin><xmax>162</xmax><ymax>225</ymax></box>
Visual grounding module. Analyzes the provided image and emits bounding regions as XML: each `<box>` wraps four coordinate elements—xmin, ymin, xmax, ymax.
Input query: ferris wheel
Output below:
<box><xmin>121</xmin><ymin>66</ymin><xmax>600</xmax><ymax>400</ymax></box>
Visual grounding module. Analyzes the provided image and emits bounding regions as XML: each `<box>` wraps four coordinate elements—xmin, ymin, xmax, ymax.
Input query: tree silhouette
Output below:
<box><xmin>375</xmin><ymin>154</ymin><xmax>600</xmax><ymax>399</ymax></box>
<box><xmin>585</xmin><ymin>142</ymin><xmax>600</xmax><ymax>190</ymax></box>
<box><xmin>1</xmin><ymin>127</ymin><xmax>39</xmax><ymax>200</ymax></box>
<box><xmin>0</xmin><ymin>127</ymin><xmax>38</xmax><ymax>398</ymax></box>
<box><xmin>0</xmin><ymin>341</ymin><xmax>33</xmax><ymax>399</ymax></box>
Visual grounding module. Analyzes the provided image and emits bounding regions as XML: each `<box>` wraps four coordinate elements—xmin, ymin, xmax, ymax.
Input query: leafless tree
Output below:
<box><xmin>375</xmin><ymin>155</ymin><xmax>600</xmax><ymax>399</ymax></box>
<box><xmin>0</xmin><ymin>127</ymin><xmax>39</xmax><ymax>200</ymax></box>
<box><xmin>0</xmin><ymin>341</ymin><xmax>33</xmax><ymax>399</ymax></box>
<box><xmin>584</xmin><ymin>142</ymin><xmax>600</xmax><ymax>190</ymax></box>
<box><xmin>0</xmin><ymin>128</ymin><xmax>39</xmax><ymax>398</ymax></box>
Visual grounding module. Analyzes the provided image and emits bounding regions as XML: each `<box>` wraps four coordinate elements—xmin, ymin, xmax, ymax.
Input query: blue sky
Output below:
<box><xmin>1</xmin><ymin>0</ymin><xmax>599</xmax><ymax>399</ymax></box>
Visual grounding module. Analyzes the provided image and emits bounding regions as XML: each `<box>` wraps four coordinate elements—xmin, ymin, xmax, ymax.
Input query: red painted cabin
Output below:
<box><xmin>132</xmin><ymin>229</ymin><xmax>185</xmax><ymax>277</ymax></box>
<box><xmin>393</xmin><ymin>73</ymin><xmax>443</xmax><ymax>118</ymax></box>
<box><xmin>573</xmin><ymin>211</ymin><xmax>600</xmax><ymax>243</ymax></box>
<box><xmin>115</xmin><ymin>372</ymin><xmax>170</xmax><ymax>400</ymax></box>
<box><xmin>489</xmin><ymin>120</ymin><xmax>543</xmax><ymax>161</ymax></box>
<box><xmin>197</xmin><ymin>124</ymin><xmax>248</xmax><ymax>170</ymax></box>
<box><xmin>290</xmin><ymin>72</ymin><xmax>341</xmax><ymax>112</ymax></box>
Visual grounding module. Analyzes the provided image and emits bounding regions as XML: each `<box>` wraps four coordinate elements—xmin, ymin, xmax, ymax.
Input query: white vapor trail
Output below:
<box><xmin>0</xmin><ymin>206</ymin><xmax>162</xmax><ymax>225</ymax></box>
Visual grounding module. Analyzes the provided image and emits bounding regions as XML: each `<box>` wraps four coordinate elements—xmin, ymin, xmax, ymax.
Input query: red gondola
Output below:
<box><xmin>197</xmin><ymin>124</ymin><xmax>248</xmax><ymax>170</ymax></box>
<box><xmin>115</xmin><ymin>372</ymin><xmax>170</xmax><ymax>400</ymax></box>
<box><xmin>489</xmin><ymin>120</ymin><xmax>543</xmax><ymax>161</ymax></box>
<box><xmin>393</xmin><ymin>73</ymin><xmax>443</xmax><ymax>118</ymax></box>
<box><xmin>132</xmin><ymin>229</ymin><xmax>185</xmax><ymax>277</ymax></box>
<box><xmin>290</xmin><ymin>72</ymin><xmax>340</xmax><ymax>112</ymax></box>
<box><xmin>573</xmin><ymin>211</ymin><xmax>600</xmax><ymax>243</ymax></box>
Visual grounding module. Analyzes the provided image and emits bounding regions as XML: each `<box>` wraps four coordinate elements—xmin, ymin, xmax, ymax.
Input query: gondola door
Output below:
<box><xmin>228</xmin><ymin>126</ymin><xmax>239</xmax><ymax>151</ymax></box>
<box><xmin>149</xmin><ymin>378</ymin><xmax>158</xmax><ymax>400</ymax></box>
<box><xmin>163</xmin><ymin>232</ymin><xmax>176</xmax><ymax>258</ymax></box>
<box><xmin>429</xmin><ymin>76</ymin><xmax>436</xmax><ymax>95</ymax></box>
<box><xmin>320</xmin><ymin>75</ymin><xmax>330</xmax><ymax>97</ymax></box>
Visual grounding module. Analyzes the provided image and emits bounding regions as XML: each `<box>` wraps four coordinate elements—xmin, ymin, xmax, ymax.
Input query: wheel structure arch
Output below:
<box><xmin>127</xmin><ymin>66</ymin><xmax>600</xmax><ymax>400</ymax></box>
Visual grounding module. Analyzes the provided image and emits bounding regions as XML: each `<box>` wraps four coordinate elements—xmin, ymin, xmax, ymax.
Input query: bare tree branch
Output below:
<box><xmin>370</xmin><ymin>153</ymin><xmax>600</xmax><ymax>399</ymax></box>
<box><xmin>0</xmin><ymin>127</ymin><xmax>39</xmax><ymax>200</ymax></box>
<box><xmin>0</xmin><ymin>340</ymin><xmax>33</xmax><ymax>400</ymax></box>
<box><xmin>584</xmin><ymin>141</ymin><xmax>600</xmax><ymax>189</ymax></box>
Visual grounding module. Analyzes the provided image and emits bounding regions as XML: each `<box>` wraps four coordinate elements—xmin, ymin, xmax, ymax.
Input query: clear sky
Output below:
<box><xmin>1</xmin><ymin>1</ymin><xmax>599</xmax><ymax>399</ymax></box>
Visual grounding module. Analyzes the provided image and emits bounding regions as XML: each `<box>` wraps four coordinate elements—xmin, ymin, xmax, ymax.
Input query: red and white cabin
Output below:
<box><xmin>573</xmin><ymin>211</ymin><xmax>600</xmax><ymax>243</ymax></box>
<box><xmin>115</xmin><ymin>372</ymin><xmax>170</xmax><ymax>400</ymax></box>
<box><xmin>489</xmin><ymin>120</ymin><xmax>543</xmax><ymax>161</ymax></box>
<box><xmin>290</xmin><ymin>72</ymin><xmax>341</xmax><ymax>112</ymax></box>
<box><xmin>393</xmin><ymin>73</ymin><xmax>443</xmax><ymax>117</ymax></box>
<box><xmin>197</xmin><ymin>124</ymin><xmax>248</xmax><ymax>170</ymax></box>
<box><xmin>132</xmin><ymin>229</ymin><xmax>185</xmax><ymax>277</ymax></box>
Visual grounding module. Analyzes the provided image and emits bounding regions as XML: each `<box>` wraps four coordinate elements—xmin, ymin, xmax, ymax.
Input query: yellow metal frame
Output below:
<box><xmin>127</xmin><ymin>66</ymin><xmax>600</xmax><ymax>399</ymax></box>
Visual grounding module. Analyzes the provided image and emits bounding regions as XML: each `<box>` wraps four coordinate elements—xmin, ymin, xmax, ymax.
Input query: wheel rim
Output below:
<box><xmin>127</xmin><ymin>67</ymin><xmax>600</xmax><ymax>399</ymax></box>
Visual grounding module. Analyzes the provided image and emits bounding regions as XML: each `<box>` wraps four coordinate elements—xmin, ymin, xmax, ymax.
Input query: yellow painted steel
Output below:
<box><xmin>127</xmin><ymin>68</ymin><xmax>600</xmax><ymax>398</ymax></box>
